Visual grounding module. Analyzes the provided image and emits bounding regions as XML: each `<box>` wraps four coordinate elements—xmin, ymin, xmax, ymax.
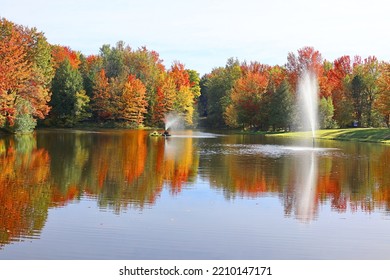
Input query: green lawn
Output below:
<box><xmin>268</xmin><ymin>128</ymin><xmax>390</xmax><ymax>144</ymax></box>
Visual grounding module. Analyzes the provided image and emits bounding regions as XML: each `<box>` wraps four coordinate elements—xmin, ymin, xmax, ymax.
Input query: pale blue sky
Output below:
<box><xmin>1</xmin><ymin>0</ymin><xmax>389</xmax><ymax>74</ymax></box>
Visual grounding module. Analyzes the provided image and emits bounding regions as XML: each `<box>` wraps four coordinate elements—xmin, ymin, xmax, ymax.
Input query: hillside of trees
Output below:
<box><xmin>1</xmin><ymin>18</ymin><xmax>389</xmax><ymax>133</ymax></box>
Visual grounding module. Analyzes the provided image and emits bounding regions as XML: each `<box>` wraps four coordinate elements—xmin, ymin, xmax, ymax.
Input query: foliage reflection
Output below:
<box><xmin>1</xmin><ymin>130</ymin><xmax>389</xmax><ymax>246</ymax></box>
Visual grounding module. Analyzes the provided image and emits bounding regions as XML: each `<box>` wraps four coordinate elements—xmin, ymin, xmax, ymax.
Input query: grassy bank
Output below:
<box><xmin>267</xmin><ymin>128</ymin><xmax>390</xmax><ymax>144</ymax></box>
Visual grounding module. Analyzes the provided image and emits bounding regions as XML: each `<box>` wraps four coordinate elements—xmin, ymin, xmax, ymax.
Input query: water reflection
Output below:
<box><xmin>1</xmin><ymin>130</ymin><xmax>390</xmax><ymax>248</ymax></box>
<box><xmin>293</xmin><ymin>152</ymin><xmax>318</xmax><ymax>222</ymax></box>
<box><xmin>0</xmin><ymin>134</ymin><xmax>51</xmax><ymax>247</ymax></box>
<box><xmin>198</xmin><ymin>135</ymin><xmax>390</xmax><ymax>220</ymax></box>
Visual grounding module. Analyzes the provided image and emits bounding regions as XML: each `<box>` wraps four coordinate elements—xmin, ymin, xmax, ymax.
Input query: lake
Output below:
<box><xmin>0</xmin><ymin>129</ymin><xmax>389</xmax><ymax>259</ymax></box>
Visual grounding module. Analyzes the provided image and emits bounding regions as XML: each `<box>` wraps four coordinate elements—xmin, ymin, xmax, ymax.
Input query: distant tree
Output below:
<box><xmin>100</xmin><ymin>42</ymin><xmax>125</xmax><ymax>78</ymax></box>
<box><xmin>125</xmin><ymin>46</ymin><xmax>165</xmax><ymax>125</ymax></box>
<box><xmin>12</xmin><ymin>98</ymin><xmax>37</xmax><ymax>133</ymax></box>
<box><xmin>203</xmin><ymin>58</ymin><xmax>242</xmax><ymax>127</ymax></box>
<box><xmin>73</xmin><ymin>90</ymin><xmax>91</xmax><ymax>123</ymax></box>
<box><xmin>49</xmin><ymin>59</ymin><xmax>89</xmax><ymax>126</ymax></box>
<box><xmin>152</xmin><ymin>73</ymin><xmax>176</xmax><ymax>126</ymax></box>
<box><xmin>51</xmin><ymin>45</ymin><xmax>80</xmax><ymax>69</ymax></box>
<box><xmin>319</xmin><ymin>96</ymin><xmax>335</xmax><ymax>129</ymax></box>
<box><xmin>349</xmin><ymin>56</ymin><xmax>382</xmax><ymax>127</ymax></box>
<box><xmin>376</xmin><ymin>62</ymin><xmax>390</xmax><ymax>127</ymax></box>
<box><xmin>197</xmin><ymin>75</ymin><xmax>209</xmax><ymax>118</ymax></box>
<box><xmin>286</xmin><ymin>46</ymin><xmax>323</xmax><ymax>93</ymax></box>
<box><xmin>0</xmin><ymin>18</ymin><xmax>53</xmax><ymax>132</ymax></box>
<box><xmin>169</xmin><ymin>62</ymin><xmax>197</xmax><ymax>126</ymax></box>
<box><xmin>79</xmin><ymin>54</ymin><xmax>103</xmax><ymax>99</ymax></box>
<box><xmin>268</xmin><ymin>80</ymin><xmax>294</xmax><ymax>131</ymax></box>
<box><xmin>119</xmin><ymin>74</ymin><xmax>148</xmax><ymax>125</ymax></box>
<box><xmin>328</xmin><ymin>56</ymin><xmax>353</xmax><ymax>127</ymax></box>
<box><xmin>360</xmin><ymin>57</ymin><xmax>381</xmax><ymax>126</ymax></box>
<box><xmin>92</xmin><ymin>69</ymin><xmax>114</xmax><ymax>121</ymax></box>
<box><xmin>351</xmin><ymin>74</ymin><xmax>366</xmax><ymax>127</ymax></box>
<box><xmin>229</xmin><ymin>67</ymin><xmax>269</xmax><ymax>129</ymax></box>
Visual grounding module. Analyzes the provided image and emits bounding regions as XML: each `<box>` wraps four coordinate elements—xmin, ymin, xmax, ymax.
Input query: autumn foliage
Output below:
<box><xmin>0</xmin><ymin>18</ymin><xmax>52</xmax><ymax>132</ymax></box>
<box><xmin>1</xmin><ymin>17</ymin><xmax>390</xmax><ymax>132</ymax></box>
<box><xmin>201</xmin><ymin>47</ymin><xmax>390</xmax><ymax>130</ymax></box>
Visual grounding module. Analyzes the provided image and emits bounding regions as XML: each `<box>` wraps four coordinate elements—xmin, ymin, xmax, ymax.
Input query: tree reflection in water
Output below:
<box><xmin>1</xmin><ymin>130</ymin><xmax>389</xmax><ymax>247</ymax></box>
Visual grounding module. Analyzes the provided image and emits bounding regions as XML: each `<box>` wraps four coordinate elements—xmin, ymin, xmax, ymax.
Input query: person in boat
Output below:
<box><xmin>162</xmin><ymin>129</ymin><xmax>171</xmax><ymax>136</ymax></box>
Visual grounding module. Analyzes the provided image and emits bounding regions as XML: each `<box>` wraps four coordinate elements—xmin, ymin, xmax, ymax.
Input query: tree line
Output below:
<box><xmin>200</xmin><ymin>50</ymin><xmax>390</xmax><ymax>130</ymax></box>
<box><xmin>1</xmin><ymin>18</ymin><xmax>389</xmax><ymax>133</ymax></box>
<box><xmin>0</xmin><ymin>18</ymin><xmax>200</xmax><ymax>133</ymax></box>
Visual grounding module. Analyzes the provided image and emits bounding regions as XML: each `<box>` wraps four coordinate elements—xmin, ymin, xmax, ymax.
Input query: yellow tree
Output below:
<box><xmin>169</xmin><ymin>62</ymin><xmax>196</xmax><ymax>126</ymax></box>
<box><xmin>376</xmin><ymin>62</ymin><xmax>390</xmax><ymax>127</ymax></box>
<box><xmin>120</xmin><ymin>74</ymin><xmax>148</xmax><ymax>125</ymax></box>
<box><xmin>151</xmin><ymin>73</ymin><xmax>176</xmax><ymax>125</ymax></box>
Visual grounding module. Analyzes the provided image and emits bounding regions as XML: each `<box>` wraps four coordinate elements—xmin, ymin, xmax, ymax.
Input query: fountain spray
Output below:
<box><xmin>164</xmin><ymin>112</ymin><xmax>184</xmax><ymax>130</ymax></box>
<box><xmin>297</xmin><ymin>69</ymin><xmax>318</xmax><ymax>146</ymax></box>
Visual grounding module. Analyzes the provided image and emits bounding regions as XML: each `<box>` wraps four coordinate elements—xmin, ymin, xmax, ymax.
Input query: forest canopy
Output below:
<box><xmin>1</xmin><ymin>18</ymin><xmax>389</xmax><ymax>133</ymax></box>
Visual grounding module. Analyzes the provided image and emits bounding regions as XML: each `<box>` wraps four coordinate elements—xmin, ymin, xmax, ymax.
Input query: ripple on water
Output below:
<box><xmin>200</xmin><ymin>144</ymin><xmax>341</xmax><ymax>158</ymax></box>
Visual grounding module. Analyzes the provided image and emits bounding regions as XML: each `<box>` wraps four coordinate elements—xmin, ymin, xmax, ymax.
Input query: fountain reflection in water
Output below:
<box><xmin>295</xmin><ymin>151</ymin><xmax>318</xmax><ymax>222</ymax></box>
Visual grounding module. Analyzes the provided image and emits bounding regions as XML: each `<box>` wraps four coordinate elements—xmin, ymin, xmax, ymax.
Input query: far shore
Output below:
<box><xmin>2</xmin><ymin>126</ymin><xmax>389</xmax><ymax>144</ymax></box>
<box><xmin>265</xmin><ymin>128</ymin><xmax>390</xmax><ymax>144</ymax></box>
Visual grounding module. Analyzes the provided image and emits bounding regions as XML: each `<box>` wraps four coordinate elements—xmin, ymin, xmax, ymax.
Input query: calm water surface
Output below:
<box><xmin>0</xmin><ymin>129</ymin><xmax>389</xmax><ymax>259</ymax></box>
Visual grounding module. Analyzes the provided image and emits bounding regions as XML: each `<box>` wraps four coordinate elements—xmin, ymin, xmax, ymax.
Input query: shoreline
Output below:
<box><xmin>2</xmin><ymin>126</ymin><xmax>389</xmax><ymax>144</ymax></box>
<box><xmin>264</xmin><ymin>128</ymin><xmax>390</xmax><ymax>144</ymax></box>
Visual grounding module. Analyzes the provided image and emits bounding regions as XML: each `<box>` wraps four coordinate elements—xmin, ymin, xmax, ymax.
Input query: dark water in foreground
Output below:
<box><xmin>0</xmin><ymin>129</ymin><xmax>389</xmax><ymax>259</ymax></box>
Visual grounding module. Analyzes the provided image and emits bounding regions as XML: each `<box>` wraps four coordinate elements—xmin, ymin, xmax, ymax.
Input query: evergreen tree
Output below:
<box><xmin>268</xmin><ymin>81</ymin><xmax>294</xmax><ymax>131</ymax></box>
<box><xmin>203</xmin><ymin>58</ymin><xmax>241</xmax><ymax>127</ymax></box>
<box><xmin>49</xmin><ymin>59</ymin><xmax>90</xmax><ymax>126</ymax></box>
<box><xmin>351</xmin><ymin>74</ymin><xmax>366</xmax><ymax>127</ymax></box>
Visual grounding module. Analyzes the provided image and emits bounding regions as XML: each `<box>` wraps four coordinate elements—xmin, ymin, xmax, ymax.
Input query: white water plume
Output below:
<box><xmin>297</xmin><ymin>70</ymin><xmax>318</xmax><ymax>138</ymax></box>
<box><xmin>164</xmin><ymin>112</ymin><xmax>184</xmax><ymax>130</ymax></box>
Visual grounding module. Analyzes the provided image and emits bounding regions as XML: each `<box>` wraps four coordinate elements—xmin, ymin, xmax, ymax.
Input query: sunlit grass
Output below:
<box><xmin>268</xmin><ymin>128</ymin><xmax>390</xmax><ymax>144</ymax></box>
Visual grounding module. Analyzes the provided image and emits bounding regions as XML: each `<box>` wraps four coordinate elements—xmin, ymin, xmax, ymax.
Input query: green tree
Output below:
<box><xmin>268</xmin><ymin>80</ymin><xmax>294</xmax><ymax>131</ymax></box>
<box><xmin>360</xmin><ymin>57</ymin><xmax>381</xmax><ymax>126</ymax></box>
<box><xmin>203</xmin><ymin>58</ymin><xmax>242</xmax><ymax>127</ymax></box>
<box><xmin>351</xmin><ymin>74</ymin><xmax>366</xmax><ymax>127</ymax></box>
<box><xmin>350</xmin><ymin>57</ymin><xmax>382</xmax><ymax>127</ymax></box>
<box><xmin>100</xmin><ymin>42</ymin><xmax>125</xmax><ymax>79</ymax></box>
<box><xmin>49</xmin><ymin>59</ymin><xmax>89</xmax><ymax>126</ymax></box>
<box><xmin>12</xmin><ymin>98</ymin><xmax>37</xmax><ymax>133</ymax></box>
<box><xmin>319</xmin><ymin>96</ymin><xmax>335</xmax><ymax>128</ymax></box>
<box><xmin>79</xmin><ymin>54</ymin><xmax>103</xmax><ymax>99</ymax></box>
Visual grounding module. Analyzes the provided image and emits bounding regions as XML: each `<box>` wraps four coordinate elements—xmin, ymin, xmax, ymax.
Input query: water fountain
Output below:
<box><xmin>164</xmin><ymin>112</ymin><xmax>183</xmax><ymax>131</ymax></box>
<box><xmin>150</xmin><ymin>112</ymin><xmax>183</xmax><ymax>137</ymax></box>
<box><xmin>297</xmin><ymin>69</ymin><xmax>318</xmax><ymax>145</ymax></box>
<box><xmin>293</xmin><ymin>70</ymin><xmax>320</xmax><ymax>221</ymax></box>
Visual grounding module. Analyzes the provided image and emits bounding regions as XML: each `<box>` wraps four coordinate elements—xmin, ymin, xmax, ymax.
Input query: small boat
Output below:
<box><xmin>149</xmin><ymin>131</ymin><xmax>161</xmax><ymax>137</ymax></box>
<box><xmin>149</xmin><ymin>130</ymin><xmax>171</xmax><ymax>137</ymax></box>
